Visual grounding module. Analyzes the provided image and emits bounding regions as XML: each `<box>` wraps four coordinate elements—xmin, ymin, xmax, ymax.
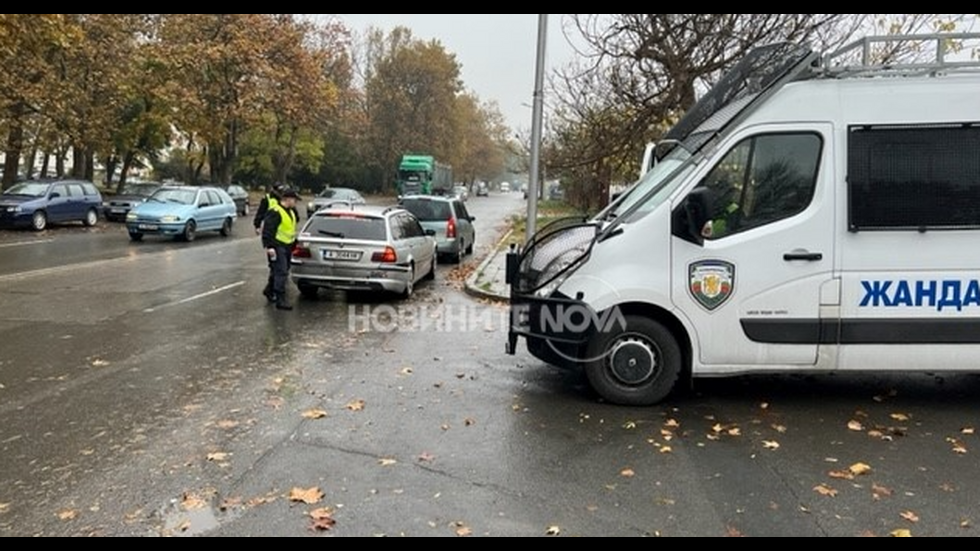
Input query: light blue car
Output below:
<box><xmin>126</xmin><ymin>185</ymin><xmax>237</xmax><ymax>242</ymax></box>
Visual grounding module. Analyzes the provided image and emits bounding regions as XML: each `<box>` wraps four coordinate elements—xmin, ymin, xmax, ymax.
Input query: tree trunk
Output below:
<box><xmin>39</xmin><ymin>153</ymin><xmax>50</xmax><ymax>179</ymax></box>
<box><xmin>273</xmin><ymin>125</ymin><xmax>299</xmax><ymax>183</ymax></box>
<box><xmin>55</xmin><ymin>149</ymin><xmax>66</xmax><ymax>178</ymax></box>
<box><xmin>2</xmin><ymin>103</ymin><xmax>26</xmax><ymax>190</ymax></box>
<box><xmin>23</xmin><ymin>144</ymin><xmax>37</xmax><ymax>180</ymax></box>
<box><xmin>105</xmin><ymin>155</ymin><xmax>119</xmax><ymax>189</ymax></box>
<box><xmin>71</xmin><ymin>147</ymin><xmax>87</xmax><ymax>179</ymax></box>
<box><xmin>118</xmin><ymin>150</ymin><xmax>136</xmax><ymax>190</ymax></box>
<box><xmin>3</xmin><ymin>124</ymin><xmax>23</xmax><ymax>190</ymax></box>
<box><xmin>84</xmin><ymin>150</ymin><xmax>94</xmax><ymax>182</ymax></box>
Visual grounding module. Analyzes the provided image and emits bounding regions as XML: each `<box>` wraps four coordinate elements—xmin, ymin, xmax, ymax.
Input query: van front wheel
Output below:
<box><xmin>584</xmin><ymin>315</ymin><xmax>682</xmax><ymax>406</ymax></box>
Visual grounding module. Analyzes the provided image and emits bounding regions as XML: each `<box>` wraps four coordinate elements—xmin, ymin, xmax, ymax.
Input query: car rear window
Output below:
<box><xmin>401</xmin><ymin>199</ymin><xmax>453</xmax><ymax>222</ymax></box>
<box><xmin>306</xmin><ymin>215</ymin><xmax>387</xmax><ymax>241</ymax></box>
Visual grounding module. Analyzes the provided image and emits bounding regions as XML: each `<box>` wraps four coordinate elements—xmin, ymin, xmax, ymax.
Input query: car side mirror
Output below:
<box><xmin>50</xmin><ymin>192</ymin><xmax>61</xmax><ymax>200</ymax></box>
<box><xmin>672</xmin><ymin>188</ymin><xmax>712</xmax><ymax>246</ymax></box>
<box><xmin>199</xmin><ymin>203</ymin><xmax>210</xmax><ymax>208</ymax></box>
<box><xmin>469</xmin><ymin>216</ymin><xmax>476</xmax><ymax>222</ymax></box>
<box><xmin>425</xmin><ymin>229</ymin><xmax>437</xmax><ymax>237</ymax></box>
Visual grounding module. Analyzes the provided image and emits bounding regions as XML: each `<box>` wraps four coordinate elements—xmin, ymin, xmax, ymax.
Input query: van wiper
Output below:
<box><xmin>318</xmin><ymin>230</ymin><xmax>345</xmax><ymax>239</ymax></box>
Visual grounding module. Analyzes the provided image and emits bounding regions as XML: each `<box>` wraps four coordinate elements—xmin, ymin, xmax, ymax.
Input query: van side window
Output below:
<box><xmin>849</xmin><ymin>123</ymin><xmax>980</xmax><ymax>231</ymax></box>
<box><xmin>695</xmin><ymin>133</ymin><xmax>822</xmax><ymax>240</ymax></box>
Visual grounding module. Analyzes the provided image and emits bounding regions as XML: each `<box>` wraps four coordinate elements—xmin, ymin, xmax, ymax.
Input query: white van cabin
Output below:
<box><xmin>506</xmin><ymin>34</ymin><xmax>980</xmax><ymax>406</ymax></box>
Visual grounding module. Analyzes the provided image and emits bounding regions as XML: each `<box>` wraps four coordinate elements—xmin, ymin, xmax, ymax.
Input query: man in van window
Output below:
<box><xmin>700</xmin><ymin>176</ymin><xmax>742</xmax><ymax>240</ymax></box>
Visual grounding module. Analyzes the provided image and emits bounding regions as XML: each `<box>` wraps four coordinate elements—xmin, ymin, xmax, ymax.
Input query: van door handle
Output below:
<box><xmin>784</xmin><ymin>251</ymin><xmax>823</xmax><ymax>262</ymax></box>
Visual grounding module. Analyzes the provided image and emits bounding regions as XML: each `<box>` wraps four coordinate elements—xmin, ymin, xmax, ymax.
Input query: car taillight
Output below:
<box><xmin>372</xmin><ymin>246</ymin><xmax>398</xmax><ymax>264</ymax></box>
<box><xmin>292</xmin><ymin>243</ymin><xmax>312</xmax><ymax>259</ymax></box>
<box><xmin>447</xmin><ymin>217</ymin><xmax>457</xmax><ymax>239</ymax></box>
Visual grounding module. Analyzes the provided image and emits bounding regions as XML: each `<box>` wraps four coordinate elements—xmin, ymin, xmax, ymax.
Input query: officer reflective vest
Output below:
<box><xmin>269</xmin><ymin>203</ymin><xmax>297</xmax><ymax>245</ymax></box>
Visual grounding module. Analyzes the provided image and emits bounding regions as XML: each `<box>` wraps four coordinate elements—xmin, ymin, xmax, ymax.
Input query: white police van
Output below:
<box><xmin>507</xmin><ymin>34</ymin><xmax>980</xmax><ymax>406</ymax></box>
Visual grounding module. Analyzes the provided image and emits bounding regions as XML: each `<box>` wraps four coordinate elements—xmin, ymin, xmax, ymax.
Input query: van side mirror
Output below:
<box><xmin>672</xmin><ymin>188</ymin><xmax>712</xmax><ymax>246</ymax></box>
<box><xmin>50</xmin><ymin>192</ymin><xmax>61</xmax><ymax>200</ymax></box>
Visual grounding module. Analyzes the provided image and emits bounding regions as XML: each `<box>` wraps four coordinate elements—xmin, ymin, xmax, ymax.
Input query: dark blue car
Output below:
<box><xmin>0</xmin><ymin>180</ymin><xmax>103</xmax><ymax>231</ymax></box>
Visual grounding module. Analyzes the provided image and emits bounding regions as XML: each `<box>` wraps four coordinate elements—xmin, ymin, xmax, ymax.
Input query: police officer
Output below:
<box><xmin>254</xmin><ymin>182</ymin><xmax>286</xmax><ymax>235</ymax></box>
<box><xmin>262</xmin><ymin>188</ymin><xmax>300</xmax><ymax>310</ymax></box>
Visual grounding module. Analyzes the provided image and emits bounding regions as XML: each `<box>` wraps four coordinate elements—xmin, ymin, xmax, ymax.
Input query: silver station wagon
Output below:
<box><xmin>290</xmin><ymin>205</ymin><xmax>437</xmax><ymax>300</ymax></box>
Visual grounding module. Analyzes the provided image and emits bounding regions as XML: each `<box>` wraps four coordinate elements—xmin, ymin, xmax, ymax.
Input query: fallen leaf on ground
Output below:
<box><xmin>464</xmin><ymin>418</ymin><xmax>476</xmax><ymax>427</ymax></box>
<box><xmin>772</xmin><ymin>424</ymin><xmax>788</xmax><ymax>434</ymax></box>
<box><xmin>181</xmin><ymin>493</ymin><xmax>207</xmax><ymax>511</ymax></box>
<box><xmin>872</xmin><ymin>483</ymin><xmax>893</xmax><ymax>499</ymax></box>
<box><xmin>623</xmin><ymin>421</ymin><xmax>637</xmax><ymax>430</ymax></box>
<box><xmin>849</xmin><ymin>462</ymin><xmax>872</xmax><ymax>476</ymax></box>
<box><xmin>379</xmin><ymin>458</ymin><xmax>397</xmax><ymax>467</ymax></box>
<box><xmin>57</xmin><ymin>509</ymin><xmax>77</xmax><ymax>521</ymax></box>
<box><xmin>727</xmin><ymin>427</ymin><xmax>742</xmax><ymax>437</ymax></box>
<box><xmin>301</xmin><ymin>409</ymin><xmax>328</xmax><ymax>420</ymax></box>
<box><xmin>216</xmin><ymin>420</ymin><xmax>239</xmax><ymax>430</ymax></box>
<box><xmin>177</xmin><ymin>519</ymin><xmax>192</xmax><ymax>533</ymax></box>
<box><xmin>546</xmin><ymin>526</ymin><xmax>561</xmax><ymax>536</ymax></box>
<box><xmin>961</xmin><ymin>519</ymin><xmax>972</xmax><ymax>529</ymax></box>
<box><xmin>900</xmin><ymin>511</ymin><xmax>920</xmax><ymax>523</ymax></box>
<box><xmin>289</xmin><ymin>487</ymin><xmax>324</xmax><ymax>505</ymax></box>
<box><xmin>245</xmin><ymin>495</ymin><xmax>277</xmax><ymax>508</ymax></box>
<box><xmin>400</xmin><ymin>367</ymin><xmax>414</xmax><ymax>375</ymax></box>
<box><xmin>890</xmin><ymin>413</ymin><xmax>911</xmax><ymax>422</ymax></box>
<box><xmin>345</xmin><ymin>400</ymin><xmax>365</xmax><ymax>412</ymax></box>
<box><xmin>890</xmin><ymin>529</ymin><xmax>913</xmax><ymax>538</ymax></box>
<box><xmin>659</xmin><ymin>446</ymin><xmax>673</xmax><ymax>455</ymax></box>
<box><xmin>91</xmin><ymin>359</ymin><xmax>110</xmax><ymax>367</ymax></box>
<box><xmin>829</xmin><ymin>470</ymin><xmax>855</xmax><ymax>481</ymax></box>
<box><xmin>726</xmin><ymin>526</ymin><xmax>745</xmax><ymax>537</ymax></box>
<box><xmin>953</xmin><ymin>444</ymin><xmax>968</xmax><ymax>455</ymax></box>
<box><xmin>664</xmin><ymin>419</ymin><xmax>680</xmax><ymax>428</ymax></box>
<box><xmin>455</xmin><ymin>524</ymin><xmax>473</xmax><ymax>537</ymax></box>
<box><xmin>963</xmin><ymin>427</ymin><xmax>975</xmax><ymax>435</ymax></box>
<box><xmin>762</xmin><ymin>440</ymin><xmax>780</xmax><ymax>450</ymax></box>
<box><xmin>814</xmin><ymin>484</ymin><xmax>838</xmax><ymax>497</ymax></box>
<box><xmin>847</xmin><ymin>420</ymin><xmax>865</xmax><ymax>432</ymax></box>
<box><xmin>418</xmin><ymin>452</ymin><xmax>435</xmax><ymax>463</ymax></box>
<box><xmin>0</xmin><ymin>503</ymin><xmax>9</xmax><ymax>514</ymax></box>
<box><xmin>206</xmin><ymin>452</ymin><xmax>229</xmax><ymax>462</ymax></box>
<box><xmin>309</xmin><ymin>508</ymin><xmax>336</xmax><ymax>532</ymax></box>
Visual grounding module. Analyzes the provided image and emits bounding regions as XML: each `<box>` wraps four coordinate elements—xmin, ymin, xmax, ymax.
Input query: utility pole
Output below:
<box><xmin>526</xmin><ymin>14</ymin><xmax>547</xmax><ymax>244</ymax></box>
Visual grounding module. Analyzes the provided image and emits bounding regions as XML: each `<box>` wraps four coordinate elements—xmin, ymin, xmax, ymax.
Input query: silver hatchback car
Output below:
<box><xmin>291</xmin><ymin>206</ymin><xmax>437</xmax><ymax>299</ymax></box>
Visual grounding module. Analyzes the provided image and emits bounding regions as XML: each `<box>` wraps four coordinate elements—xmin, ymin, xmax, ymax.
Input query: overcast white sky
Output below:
<box><xmin>332</xmin><ymin>14</ymin><xmax>578</xmax><ymax>133</ymax></box>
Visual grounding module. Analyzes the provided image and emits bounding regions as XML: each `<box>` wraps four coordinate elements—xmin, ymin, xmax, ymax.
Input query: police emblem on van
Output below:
<box><xmin>690</xmin><ymin>261</ymin><xmax>735</xmax><ymax>311</ymax></box>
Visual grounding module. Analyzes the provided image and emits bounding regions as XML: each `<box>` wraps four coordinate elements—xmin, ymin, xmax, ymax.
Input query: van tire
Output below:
<box><xmin>584</xmin><ymin>315</ymin><xmax>681</xmax><ymax>406</ymax></box>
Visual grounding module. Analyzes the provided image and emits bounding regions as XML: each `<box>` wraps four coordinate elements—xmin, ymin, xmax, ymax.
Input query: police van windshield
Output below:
<box><xmin>604</xmin><ymin>146</ymin><xmax>695</xmax><ymax>223</ymax></box>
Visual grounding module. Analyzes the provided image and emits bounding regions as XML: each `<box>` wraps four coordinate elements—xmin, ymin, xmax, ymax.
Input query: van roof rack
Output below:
<box><xmin>818</xmin><ymin>32</ymin><xmax>980</xmax><ymax>78</ymax></box>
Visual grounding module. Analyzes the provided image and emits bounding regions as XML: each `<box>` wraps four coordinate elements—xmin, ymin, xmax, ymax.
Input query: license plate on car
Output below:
<box><xmin>323</xmin><ymin>249</ymin><xmax>362</xmax><ymax>261</ymax></box>
<box><xmin>111</xmin><ymin>208</ymin><xmax>126</xmax><ymax>214</ymax></box>
<box><xmin>138</xmin><ymin>224</ymin><xmax>159</xmax><ymax>231</ymax></box>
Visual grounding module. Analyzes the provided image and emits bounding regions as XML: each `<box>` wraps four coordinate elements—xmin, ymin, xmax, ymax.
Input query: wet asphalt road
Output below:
<box><xmin>1</xmin><ymin>195</ymin><xmax>979</xmax><ymax>537</ymax></box>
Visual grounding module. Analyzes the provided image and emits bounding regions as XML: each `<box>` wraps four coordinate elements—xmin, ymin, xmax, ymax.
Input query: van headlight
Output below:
<box><xmin>535</xmin><ymin>248</ymin><xmax>587</xmax><ymax>298</ymax></box>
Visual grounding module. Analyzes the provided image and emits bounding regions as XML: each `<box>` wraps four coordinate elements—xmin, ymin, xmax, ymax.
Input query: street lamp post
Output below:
<box><xmin>526</xmin><ymin>14</ymin><xmax>548</xmax><ymax>244</ymax></box>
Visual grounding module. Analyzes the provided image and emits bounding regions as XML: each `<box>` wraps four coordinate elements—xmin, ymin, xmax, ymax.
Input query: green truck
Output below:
<box><xmin>397</xmin><ymin>154</ymin><xmax>453</xmax><ymax>196</ymax></box>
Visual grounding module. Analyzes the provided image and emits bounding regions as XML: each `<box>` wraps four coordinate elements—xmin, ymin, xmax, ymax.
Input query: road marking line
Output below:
<box><xmin>0</xmin><ymin>239</ymin><xmax>54</xmax><ymax>249</ymax></box>
<box><xmin>143</xmin><ymin>281</ymin><xmax>246</xmax><ymax>313</ymax></box>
